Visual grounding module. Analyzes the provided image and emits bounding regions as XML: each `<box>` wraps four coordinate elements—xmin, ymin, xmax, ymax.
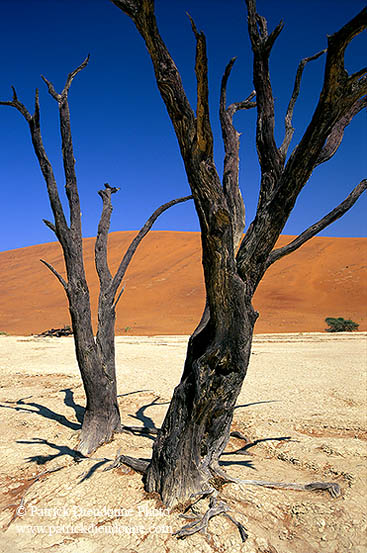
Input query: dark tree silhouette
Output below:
<box><xmin>110</xmin><ymin>0</ymin><xmax>367</xmax><ymax>507</ymax></box>
<box><xmin>0</xmin><ymin>58</ymin><xmax>191</xmax><ymax>455</ymax></box>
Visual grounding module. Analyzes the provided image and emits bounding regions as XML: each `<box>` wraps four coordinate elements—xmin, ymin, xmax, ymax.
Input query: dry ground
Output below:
<box><xmin>0</xmin><ymin>333</ymin><xmax>366</xmax><ymax>553</ymax></box>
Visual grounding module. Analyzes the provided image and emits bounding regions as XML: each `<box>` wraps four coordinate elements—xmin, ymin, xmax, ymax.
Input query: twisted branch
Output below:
<box><xmin>41</xmin><ymin>56</ymin><xmax>90</xmax><ymax>239</ymax></box>
<box><xmin>316</xmin><ymin>95</ymin><xmax>367</xmax><ymax>166</ymax></box>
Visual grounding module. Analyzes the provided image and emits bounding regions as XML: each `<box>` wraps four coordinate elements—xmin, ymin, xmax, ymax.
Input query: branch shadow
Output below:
<box><xmin>118</xmin><ymin>389</ymin><xmax>153</xmax><ymax>397</ymax></box>
<box><xmin>59</xmin><ymin>388</ymin><xmax>84</xmax><ymax>424</ymax></box>
<box><xmin>0</xmin><ymin>396</ymin><xmax>81</xmax><ymax>431</ymax></box>
<box><xmin>223</xmin><ymin>436</ymin><xmax>294</xmax><ymax>456</ymax></box>
<box><xmin>219</xmin><ymin>458</ymin><xmax>256</xmax><ymax>470</ymax></box>
<box><xmin>78</xmin><ymin>460</ymin><xmax>110</xmax><ymax>483</ymax></box>
<box><xmin>16</xmin><ymin>437</ymin><xmax>111</xmax><ymax>483</ymax></box>
<box><xmin>125</xmin><ymin>396</ymin><xmax>169</xmax><ymax>441</ymax></box>
<box><xmin>16</xmin><ymin>437</ymin><xmax>86</xmax><ymax>464</ymax></box>
<box><xmin>234</xmin><ymin>400</ymin><xmax>278</xmax><ymax>410</ymax></box>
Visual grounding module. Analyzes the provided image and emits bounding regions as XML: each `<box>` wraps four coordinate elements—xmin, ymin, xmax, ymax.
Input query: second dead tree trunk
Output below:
<box><xmin>112</xmin><ymin>0</ymin><xmax>367</xmax><ymax>508</ymax></box>
<box><xmin>0</xmin><ymin>58</ymin><xmax>191</xmax><ymax>455</ymax></box>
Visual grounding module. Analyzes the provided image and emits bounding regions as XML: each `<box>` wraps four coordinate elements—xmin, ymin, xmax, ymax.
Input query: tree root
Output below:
<box><xmin>104</xmin><ymin>449</ymin><xmax>341</xmax><ymax>499</ymax></box>
<box><xmin>212</xmin><ymin>465</ymin><xmax>341</xmax><ymax>498</ymax></box>
<box><xmin>174</xmin><ymin>493</ymin><xmax>229</xmax><ymax>539</ymax></box>
<box><xmin>103</xmin><ymin>449</ymin><xmax>149</xmax><ymax>473</ymax></box>
<box><xmin>174</xmin><ymin>490</ymin><xmax>248</xmax><ymax>542</ymax></box>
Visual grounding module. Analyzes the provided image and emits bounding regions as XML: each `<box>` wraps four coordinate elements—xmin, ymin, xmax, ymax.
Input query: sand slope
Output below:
<box><xmin>0</xmin><ymin>231</ymin><xmax>365</xmax><ymax>335</ymax></box>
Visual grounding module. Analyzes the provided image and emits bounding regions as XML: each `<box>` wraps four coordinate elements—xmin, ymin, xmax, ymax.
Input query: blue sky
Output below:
<box><xmin>0</xmin><ymin>0</ymin><xmax>366</xmax><ymax>252</ymax></box>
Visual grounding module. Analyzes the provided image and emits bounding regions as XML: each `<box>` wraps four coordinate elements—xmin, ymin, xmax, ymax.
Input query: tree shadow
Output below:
<box><xmin>222</xmin><ymin>436</ymin><xmax>294</xmax><ymax>457</ymax></box>
<box><xmin>59</xmin><ymin>388</ymin><xmax>84</xmax><ymax>424</ymax></box>
<box><xmin>16</xmin><ymin>437</ymin><xmax>86</xmax><ymax>464</ymax></box>
<box><xmin>16</xmin><ymin>436</ymin><xmax>112</xmax><ymax>483</ymax></box>
<box><xmin>234</xmin><ymin>400</ymin><xmax>278</xmax><ymax>410</ymax></box>
<box><xmin>126</xmin><ymin>396</ymin><xmax>169</xmax><ymax>440</ymax></box>
<box><xmin>0</xmin><ymin>396</ymin><xmax>80</xmax><ymax>430</ymax></box>
<box><xmin>219</xmin><ymin>458</ymin><xmax>256</xmax><ymax>469</ymax></box>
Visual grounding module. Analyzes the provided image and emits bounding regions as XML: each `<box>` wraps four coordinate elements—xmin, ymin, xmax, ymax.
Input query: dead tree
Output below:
<box><xmin>0</xmin><ymin>58</ymin><xmax>191</xmax><ymax>455</ymax></box>
<box><xmin>111</xmin><ymin>0</ymin><xmax>367</xmax><ymax>507</ymax></box>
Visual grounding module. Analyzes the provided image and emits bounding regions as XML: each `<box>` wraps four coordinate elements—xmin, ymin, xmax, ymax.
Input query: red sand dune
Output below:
<box><xmin>0</xmin><ymin>231</ymin><xmax>365</xmax><ymax>335</ymax></box>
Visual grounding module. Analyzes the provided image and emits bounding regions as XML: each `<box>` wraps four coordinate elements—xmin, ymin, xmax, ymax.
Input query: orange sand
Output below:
<box><xmin>0</xmin><ymin>231</ymin><xmax>365</xmax><ymax>335</ymax></box>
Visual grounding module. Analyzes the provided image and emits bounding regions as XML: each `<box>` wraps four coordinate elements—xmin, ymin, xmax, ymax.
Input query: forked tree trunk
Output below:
<box><xmin>146</xmin><ymin>290</ymin><xmax>256</xmax><ymax>506</ymax></box>
<box><xmin>68</xmin><ymin>287</ymin><xmax>122</xmax><ymax>455</ymax></box>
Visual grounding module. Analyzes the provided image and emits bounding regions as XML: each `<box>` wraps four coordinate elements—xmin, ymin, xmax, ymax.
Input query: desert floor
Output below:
<box><xmin>0</xmin><ymin>333</ymin><xmax>366</xmax><ymax>553</ymax></box>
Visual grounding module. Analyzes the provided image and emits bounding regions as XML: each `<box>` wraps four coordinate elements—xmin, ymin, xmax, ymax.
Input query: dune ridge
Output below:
<box><xmin>0</xmin><ymin>231</ymin><xmax>365</xmax><ymax>335</ymax></box>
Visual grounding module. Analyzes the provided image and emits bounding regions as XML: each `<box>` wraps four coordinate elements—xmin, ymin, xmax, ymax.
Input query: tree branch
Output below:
<box><xmin>43</xmin><ymin>219</ymin><xmax>57</xmax><ymax>234</ymax></box>
<box><xmin>315</xmin><ymin>95</ymin><xmax>367</xmax><ymax>166</ymax></box>
<box><xmin>245</xmin><ymin>0</ymin><xmax>283</xmax><ymax>192</ymax></box>
<box><xmin>111</xmin><ymin>0</ymin><xmax>196</xmax><ymax>161</ymax></box>
<box><xmin>113</xmin><ymin>285</ymin><xmax>125</xmax><ymax>310</ymax></box>
<box><xmin>279</xmin><ymin>49</ymin><xmax>326</xmax><ymax>159</ymax></box>
<box><xmin>279</xmin><ymin>7</ymin><xmax>367</xmax><ymax>203</ymax></box>
<box><xmin>110</xmin><ymin>195</ymin><xmax>193</xmax><ymax>302</ymax></box>
<box><xmin>219</xmin><ymin>57</ymin><xmax>255</xmax><ymax>248</ymax></box>
<box><xmin>187</xmin><ymin>13</ymin><xmax>213</xmax><ymax>158</ymax></box>
<box><xmin>0</xmin><ymin>87</ymin><xmax>32</xmax><ymax>121</ymax></box>
<box><xmin>62</xmin><ymin>55</ymin><xmax>90</xmax><ymax>101</ymax></box>
<box><xmin>42</xmin><ymin>56</ymin><xmax>90</xmax><ymax>240</ymax></box>
<box><xmin>266</xmin><ymin>179</ymin><xmax>367</xmax><ymax>267</ymax></box>
<box><xmin>95</xmin><ymin>183</ymin><xmax>120</xmax><ymax>291</ymax></box>
<box><xmin>40</xmin><ymin>259</ymin><xmax>68</xmax><ymax>291</ymax></box>
<box><xmin>237</xmin><ymin>7</ymin><xmax>367</xmax><ymax>295</ymax></box>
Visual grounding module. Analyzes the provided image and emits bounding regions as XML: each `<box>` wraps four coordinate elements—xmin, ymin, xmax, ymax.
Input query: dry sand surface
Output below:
<box><xmin>0</xmin><ymin>332</ymin><xmax>366</xmax><ymax>553</ymax></box>
<box><xmin>0</xmin><ymin>231</ymin><xmax>366</xmax><ymax>336</ymax></box>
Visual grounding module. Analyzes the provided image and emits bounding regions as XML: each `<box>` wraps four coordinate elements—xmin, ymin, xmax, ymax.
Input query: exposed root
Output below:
<box><xmin>175</xmin><ymin>490</ymin><xmax>248</xmax><ymax>542</ymax></box>
<box><xmin>304</xmin><ymin>481</ymin><xmax>341</xmax><ymax>498</ymax></box>
<box><xmin>174</xmin><ymin>494</ymin><xmax>229</xmax><ymax>539</ymax></box>
<box><xmin>212</xmin><ymin>465</ymin><xmax>341</xmax><ymax>498</ymax></box>
<box><xmin>103</xmin><ymin>449</ymin><xmax>149</xmax><ymax>473</ymax></box>
<box><xmin>223</xmin><ymin>512</ymin><xmax>249</xmax><ymax>542</ymax></box>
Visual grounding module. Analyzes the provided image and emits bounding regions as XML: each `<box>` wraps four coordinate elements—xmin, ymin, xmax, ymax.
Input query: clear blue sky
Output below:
<box><xmin>0</xmin><ymin>0</ymin><xmax>366</xmax><ymax>252</ymax></box>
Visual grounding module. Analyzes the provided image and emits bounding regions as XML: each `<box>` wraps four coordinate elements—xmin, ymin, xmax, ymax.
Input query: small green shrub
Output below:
<box><xmin>325</xmin><ymin>317</ymin><xmax>359</xmax><ymax>332</ymax></box>
<box><xmin>0</xmin><ymin>331</ymin><xmax>8</xmax><ymax>336</ymax></box>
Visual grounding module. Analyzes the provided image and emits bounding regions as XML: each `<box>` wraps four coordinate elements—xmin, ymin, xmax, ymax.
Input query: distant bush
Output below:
<box><xmin>325</xmin><ymin>317</ymin><xmax>359</xmax><ymax>332</ymax></box>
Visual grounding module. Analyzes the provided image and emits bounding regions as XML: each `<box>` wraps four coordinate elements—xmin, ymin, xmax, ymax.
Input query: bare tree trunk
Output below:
<box><xmin>69</xmin><ymin>290</ymin><xmax>121</xmax><ymax>454</ymax></box>
<box><xmin>0</xmin><ymin>59</ymin><xmax>192</xmax><ymax>455</ymax></box>
<box><xmin>146</xmin><ymin>296</ymin><xmax>256</xmax><ymax>506</ymax></box>
<box><xmin>112</xmin><ymin>0</ymin><xmax>366</xmax><ymax>507</ymax></box>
